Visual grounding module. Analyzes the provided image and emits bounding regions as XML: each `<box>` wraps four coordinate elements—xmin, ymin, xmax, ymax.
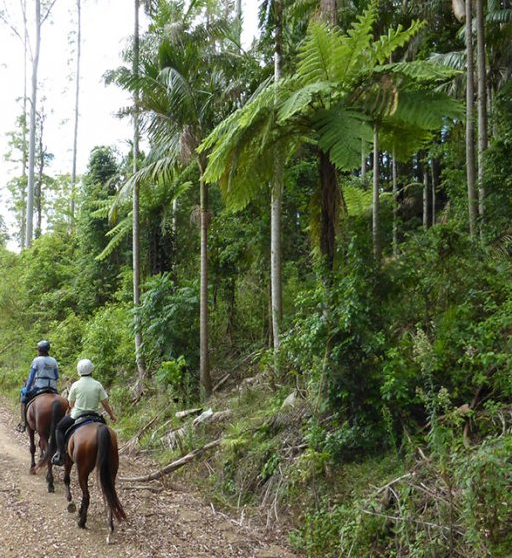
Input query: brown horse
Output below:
<box><xmin>26</xmin><ymin>392</ymin><xmax>69</xmax><ymax>492</ymax></box>
<box><xmin>63</xmin><ymin>421</ymin><xmax>126</xmax><ymax>539</ymax></box>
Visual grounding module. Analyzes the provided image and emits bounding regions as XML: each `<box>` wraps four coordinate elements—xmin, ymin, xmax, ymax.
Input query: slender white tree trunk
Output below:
<box><xmin>361</xmin><ymin>139</ymin><xmax>367</xmax><ymax>180</ymax></box>
<box><xmin>199</xmin><ymin>155</ymin><xmax>212</xmax><ymax>400</ymax></box>
<box><xmin>70</xmin><ymin>0</ymin><xmax>81</xmax><ymax>230</ymax></box>
<box><xmin>133</xmin><ymin>0</ymin><xmax>147</xmax><ymax>393</ymax></box>
<box><xmin>423</xmin><ymin>159</ymin><xmax>429</xmax><ymax>230</ymax></box>
<box><xmin>476</xmin><ymin>0</ymin><xmax>487</xmax><ymax>239</ymax></box>
<box><xmin>25</xmin><ymin>0</ymin><xmax>41</xmax><ymax>248</ymax></box>
<box><xmin>465</xmin><ymin>0</ymin><xmax>477</xmax><ymax>237</ymax></box>
<box><xmin>372</xmin><ymin>123</ymin><xmax>380</xmax><ymax>262</ymax></box>
<box><xmin>392</xmin><ymin>147</ymin><xmax>398</xmax><ymax>257</ymax></box>
<box><xmin>270</xmin><ymin>0</ymin><xmax>283</xmax><ymax>353</ymax></box>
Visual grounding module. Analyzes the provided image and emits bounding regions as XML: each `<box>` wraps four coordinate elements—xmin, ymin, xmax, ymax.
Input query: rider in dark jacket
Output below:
<box><xmin>16</xmin><ymin>340</ymin><xmax>59</xmax><ymax>432</ymax></box>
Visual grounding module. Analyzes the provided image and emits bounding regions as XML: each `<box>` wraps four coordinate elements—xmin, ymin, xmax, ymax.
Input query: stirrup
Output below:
<box><xmin>51</xmin><ymin>452</ymin><xmax>65</xmax><ymax>466</ymax></box>
<box><xmin>15</xmin><ymin>423</ymin><xmax>26</xmax><ymax>433</ymax></box>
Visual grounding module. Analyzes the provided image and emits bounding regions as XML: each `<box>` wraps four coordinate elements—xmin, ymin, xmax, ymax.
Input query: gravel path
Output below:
<box><xmin>0</xmin><ymin>406</ymin><xmax>301</xmax><ymax>558</ymax></box>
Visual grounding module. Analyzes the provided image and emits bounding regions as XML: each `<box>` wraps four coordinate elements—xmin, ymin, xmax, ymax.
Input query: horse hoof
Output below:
<box><xmin>29</xmin><ymin>467</ymin><xmax>37</xmax><ymax>475</ymax></box>
<box><xmin>67</xmin><ymin>502</ymin><xmax>77</xmax><ymax>513</ymax></box>
<box><xmin>48</xmin><ymin>486</ymin><xmax>55</xmax><ymax>493</ymax></box>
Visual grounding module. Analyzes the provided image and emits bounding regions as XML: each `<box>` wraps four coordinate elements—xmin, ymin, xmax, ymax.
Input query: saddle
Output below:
<box><xmin>64</xmin><ymin>413</ymin><xmax>106</xmax><ymax>445</ymax></box>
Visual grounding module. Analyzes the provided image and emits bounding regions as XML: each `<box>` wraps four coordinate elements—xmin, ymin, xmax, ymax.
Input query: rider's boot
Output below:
<box><xmin>15</xmin><ymin>403</ymin><xmax>26</xmax><ymax>432</ymax></box>
<box><xmin>51</xmin><ymin>428</ymin><xmax>66</xmax><ymax>466</ymax></box>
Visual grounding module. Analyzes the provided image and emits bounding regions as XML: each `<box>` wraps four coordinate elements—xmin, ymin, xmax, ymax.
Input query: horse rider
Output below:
<box><xmin>51</xmin><ymin>358</ymin><xmax>116</xmax><ymax>466</ymax></box>
<box><xmin>16</xmin><ymin>340</ymin><xmax>59</xmax><ymax>432</ymax></box>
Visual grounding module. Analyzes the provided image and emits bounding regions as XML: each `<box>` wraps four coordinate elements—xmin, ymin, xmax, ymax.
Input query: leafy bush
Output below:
<box><xmin>81</xmin><ymin>303</ymin><xmax>134</xmax><ymax>385</ymax></box>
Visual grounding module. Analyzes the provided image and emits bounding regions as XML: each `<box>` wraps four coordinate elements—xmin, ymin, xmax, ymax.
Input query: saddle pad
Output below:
<box><xmin>64</xmin><ymin>414</ymin><xmax>106</xmax><ymax>444</ymax></box>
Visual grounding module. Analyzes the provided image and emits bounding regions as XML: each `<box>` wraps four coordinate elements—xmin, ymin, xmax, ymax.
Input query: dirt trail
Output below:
<box><xmin>0</xmin><ymin>406</ymin><xmax>300</xmax><ymax>558</ymax></box>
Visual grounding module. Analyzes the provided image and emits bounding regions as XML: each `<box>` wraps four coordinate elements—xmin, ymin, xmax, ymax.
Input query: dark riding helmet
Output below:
<box><xmin>37</xmin><ymin>340</ymin><xmax>51</xmax><ymax>352</ymax></box>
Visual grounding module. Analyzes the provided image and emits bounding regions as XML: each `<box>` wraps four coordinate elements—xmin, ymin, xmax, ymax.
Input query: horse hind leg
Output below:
<box><xmin>64</xmin><ymin>461</ymin><xmax>76</xmax><ymax>513</ymax></box>
<box><xmin>77</xmin><ymin>470</ymin><xmax>90</xmax><ymax>528</ymax></box>
<box><xmin>45</xmin><ymin>463</ymin><xmax>55</xmax><ymax>493</ymax></box>
<box><xmin>28</xmin><ymin>429</ymin><xmax>37</xmax><ymax>473</ymax></box>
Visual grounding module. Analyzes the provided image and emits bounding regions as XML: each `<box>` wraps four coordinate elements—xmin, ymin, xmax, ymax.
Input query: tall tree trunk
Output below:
<box><xmin>70</xmin><ymin>0</ymin><xmax>81</xmax><ymax>230</ymax></box>
<box><xmin>20</xmin><ymin>0</ymin><xmax>28</xmax><ymax>248</ymax></box>
<box><xmin>372</xmin><ymin>123</ymin><xmax>380</xmax><ymax>262</ymax></box>
<box><xmin>25</xmin><ymin>0</ymin><xmax>41</xmax><ymax>248</ymax></box>
<box><xmin>431</xmin><ymin>159</ymin><xmax>437</xmax><ymax>226</ymax></box>
<box><xmin>320</xmin><ymin>0</ymin><xmax>337</xmax><ymax>25</ymax></box>
<box><xmin>35</xmin><ymin>110</ymin><xmax>44</xmax><ymax>238</ymax></box>
<box><xmin>132</xmin><ymin>0</ymin><xmax>147</xmax><ymax>394</ymax></box>
<box><xmin>392</xmin><ymin>146</ymin><xmax>398</xmax><ymax>257</ymax></box>
<box><xmin>465</xmin><ymin>0</ymin><xmax>477</xmax><ymax>237</ymax></box>
<box><xmin>422</xmin><ymin>155</ymin><xmax>429</xmax><ymax>230</ymax></box>
<box><xmin>198</xmin><ymin>154</ymin><xmax>212</xmax><ymax>400</ymax></box>
<box><xmin>270</xmin><ymin>0</ymin><xmax>283</xmax><ymax>353</ymax></box>
<box><xmin>361</xmin><ymin>139</ymin><xmax>367</xmax><ymax>180</ymax></box>
<box><xmin>318</xmin><ymin>0</ymin><xmax>340</xmax><ymax>271</ymax></box>
<box><xmin>235</xmin><ymin>0</ymin><xmax>242</xmax><ymax>45</ymax></box>
<box><xmin>476</xmin><ymin>0</ymin><xmax>488</xmax><ymax>239</ymax></box>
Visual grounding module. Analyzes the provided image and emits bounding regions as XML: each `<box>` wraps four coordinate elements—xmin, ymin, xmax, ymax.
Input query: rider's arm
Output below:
<box><xmin>101</xmin><ymin>399</ymin><xmax>116</xmax><ymax>422</ymax></box>
<box><xmin>24</xmin><ymin>366</ymin><xmax>36</xmax><ymax>390</ymax></box>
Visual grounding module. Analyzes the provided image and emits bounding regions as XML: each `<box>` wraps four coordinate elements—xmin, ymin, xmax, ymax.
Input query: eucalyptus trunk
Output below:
<box><xmin>372</xmin><ymin>124</ymin><xmax>380</xmax><ymax>262</ymax></box>
<box><xmin>132</xmin><ymin>0</ymin><xmax>147</xmax><ymax>393</ymax></box>
<box><xmin>465</xmin><ymin>0</ymin><xmax>478</xmax><ymax>237</ymax></box>
<box><xmin>270</xmin><ymin>0</ymin><xmax>283</xmax><ymax>352</ymax></box>
<box><xmin>70</xmin><ymin>0</ymin><xmax>81</xmax><ymax>229</ymax></box>
<box><xmin>476</xmin><ymin>0</ymin><xmax>488</xmax><ymax>238</ymax></box>
<box><xmin>199</xmin><ymin>154</ymin><xmax>212</xmax><ymax>400</ymax></box>
<box><xmin>25</xmin><ymin>0</ymin><xmax>41</xmax><ymax>248</ymax></box>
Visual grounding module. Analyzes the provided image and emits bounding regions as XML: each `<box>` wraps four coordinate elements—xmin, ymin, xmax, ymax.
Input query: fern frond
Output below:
<box><xmin>374</xmin><ymin>60</ymin><xmax>462</xmax><ymax>83</ymax></box>
<box><xmin>316</xmin><ymin>107</ymin><xmax>372</xmax><ymax>171</ymax></box>
<box><xmin>296</xmin><ymin>22</ymin><xmax>345</xmax><ymax>84</ymax></box>
<box><xmin>344</xmin><ymin>185</ymin><xmax>372</xmax><ymax>216</ymax></box>
<box><xmin>96</xmin><ymin>217</ymin><xmax>132</xmax><ymax>262</ymax></box>
<box><xmin>393</xmin><ymin>89</ymin><xmax>464</xmax><ymax>130</ymax></box>
<box><xmin>333</xmin><ymin>0</ymin><xmax>378</xmax><ymax>82</ymax></box>
<box><xmin>372</xmin><ymin>20</ymin><xmax>426</xmax><ymax>64</ymax></box>
<box><xmin>278</xmin><ymin>81</ymin><xmax>334</xmax><ymax>122</ymax></box>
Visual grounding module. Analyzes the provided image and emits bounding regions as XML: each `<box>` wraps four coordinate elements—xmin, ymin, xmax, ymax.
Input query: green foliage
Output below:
<box><xmin>81</xmin><ymin>303</ymin><xmax>135</xmax><ymax>385</ymax></box>
<box><xmin>137</xmin><ymin>272</ymin><xmax>200</xmax><ymax>372</ymax></box>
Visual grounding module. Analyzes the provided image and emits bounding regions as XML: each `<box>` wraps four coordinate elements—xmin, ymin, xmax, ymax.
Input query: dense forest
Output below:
<box><xmin>1</xmin><ymin>0</ymin><xmax>512</xmax><ymax>556</ymax></box>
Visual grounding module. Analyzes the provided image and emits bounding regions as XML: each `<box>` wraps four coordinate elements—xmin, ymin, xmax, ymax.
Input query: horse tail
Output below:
<box><xmin>33</xmin><ymin>399</ymin><xmax>62</xmax><ymax>472</ymax></box>
<box><xmin>96</xmin><ymin>425</ymin><xmax>126</xmax><ymax>522</ymax></box>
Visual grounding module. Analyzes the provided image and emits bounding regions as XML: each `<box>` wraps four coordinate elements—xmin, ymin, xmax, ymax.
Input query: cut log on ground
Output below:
<box><xmin>120</xmin><ymin>438</ymin><xmax>223</xmax><ymax>482</ymax></box>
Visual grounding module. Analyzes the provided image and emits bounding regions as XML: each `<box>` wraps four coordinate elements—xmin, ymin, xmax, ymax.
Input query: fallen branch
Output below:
<box><xmin>120</xmin><ymin>438</ymin><xmax>223</xmax><ymax>482</ymax></box>
<box><xmin>119</xmin><ymin>415</ymin><xmax>159</xmax><ymax>455</ymax></box>
<box><xmin>213</xmin><ymin>373</ymin><xmax>230</xmax><ymax>393</ymax></box>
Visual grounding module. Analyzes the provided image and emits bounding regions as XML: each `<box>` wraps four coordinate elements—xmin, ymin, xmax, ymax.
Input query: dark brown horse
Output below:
<box><xmin>26</xmin><ymin>392</ymin><xmax>69</xmax><ymax>492</ymax></box>
<box><xmin>63</xmin><ymin>421</ymin><xmax>126</xmax><ymax>539</ymax></box>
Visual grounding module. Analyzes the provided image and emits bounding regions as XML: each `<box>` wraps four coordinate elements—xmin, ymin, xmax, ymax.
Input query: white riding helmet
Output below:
<box><xmin>77</xmin><ymin>358</ymin><xmax>94</xmax><ymax>376</ymax></box>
